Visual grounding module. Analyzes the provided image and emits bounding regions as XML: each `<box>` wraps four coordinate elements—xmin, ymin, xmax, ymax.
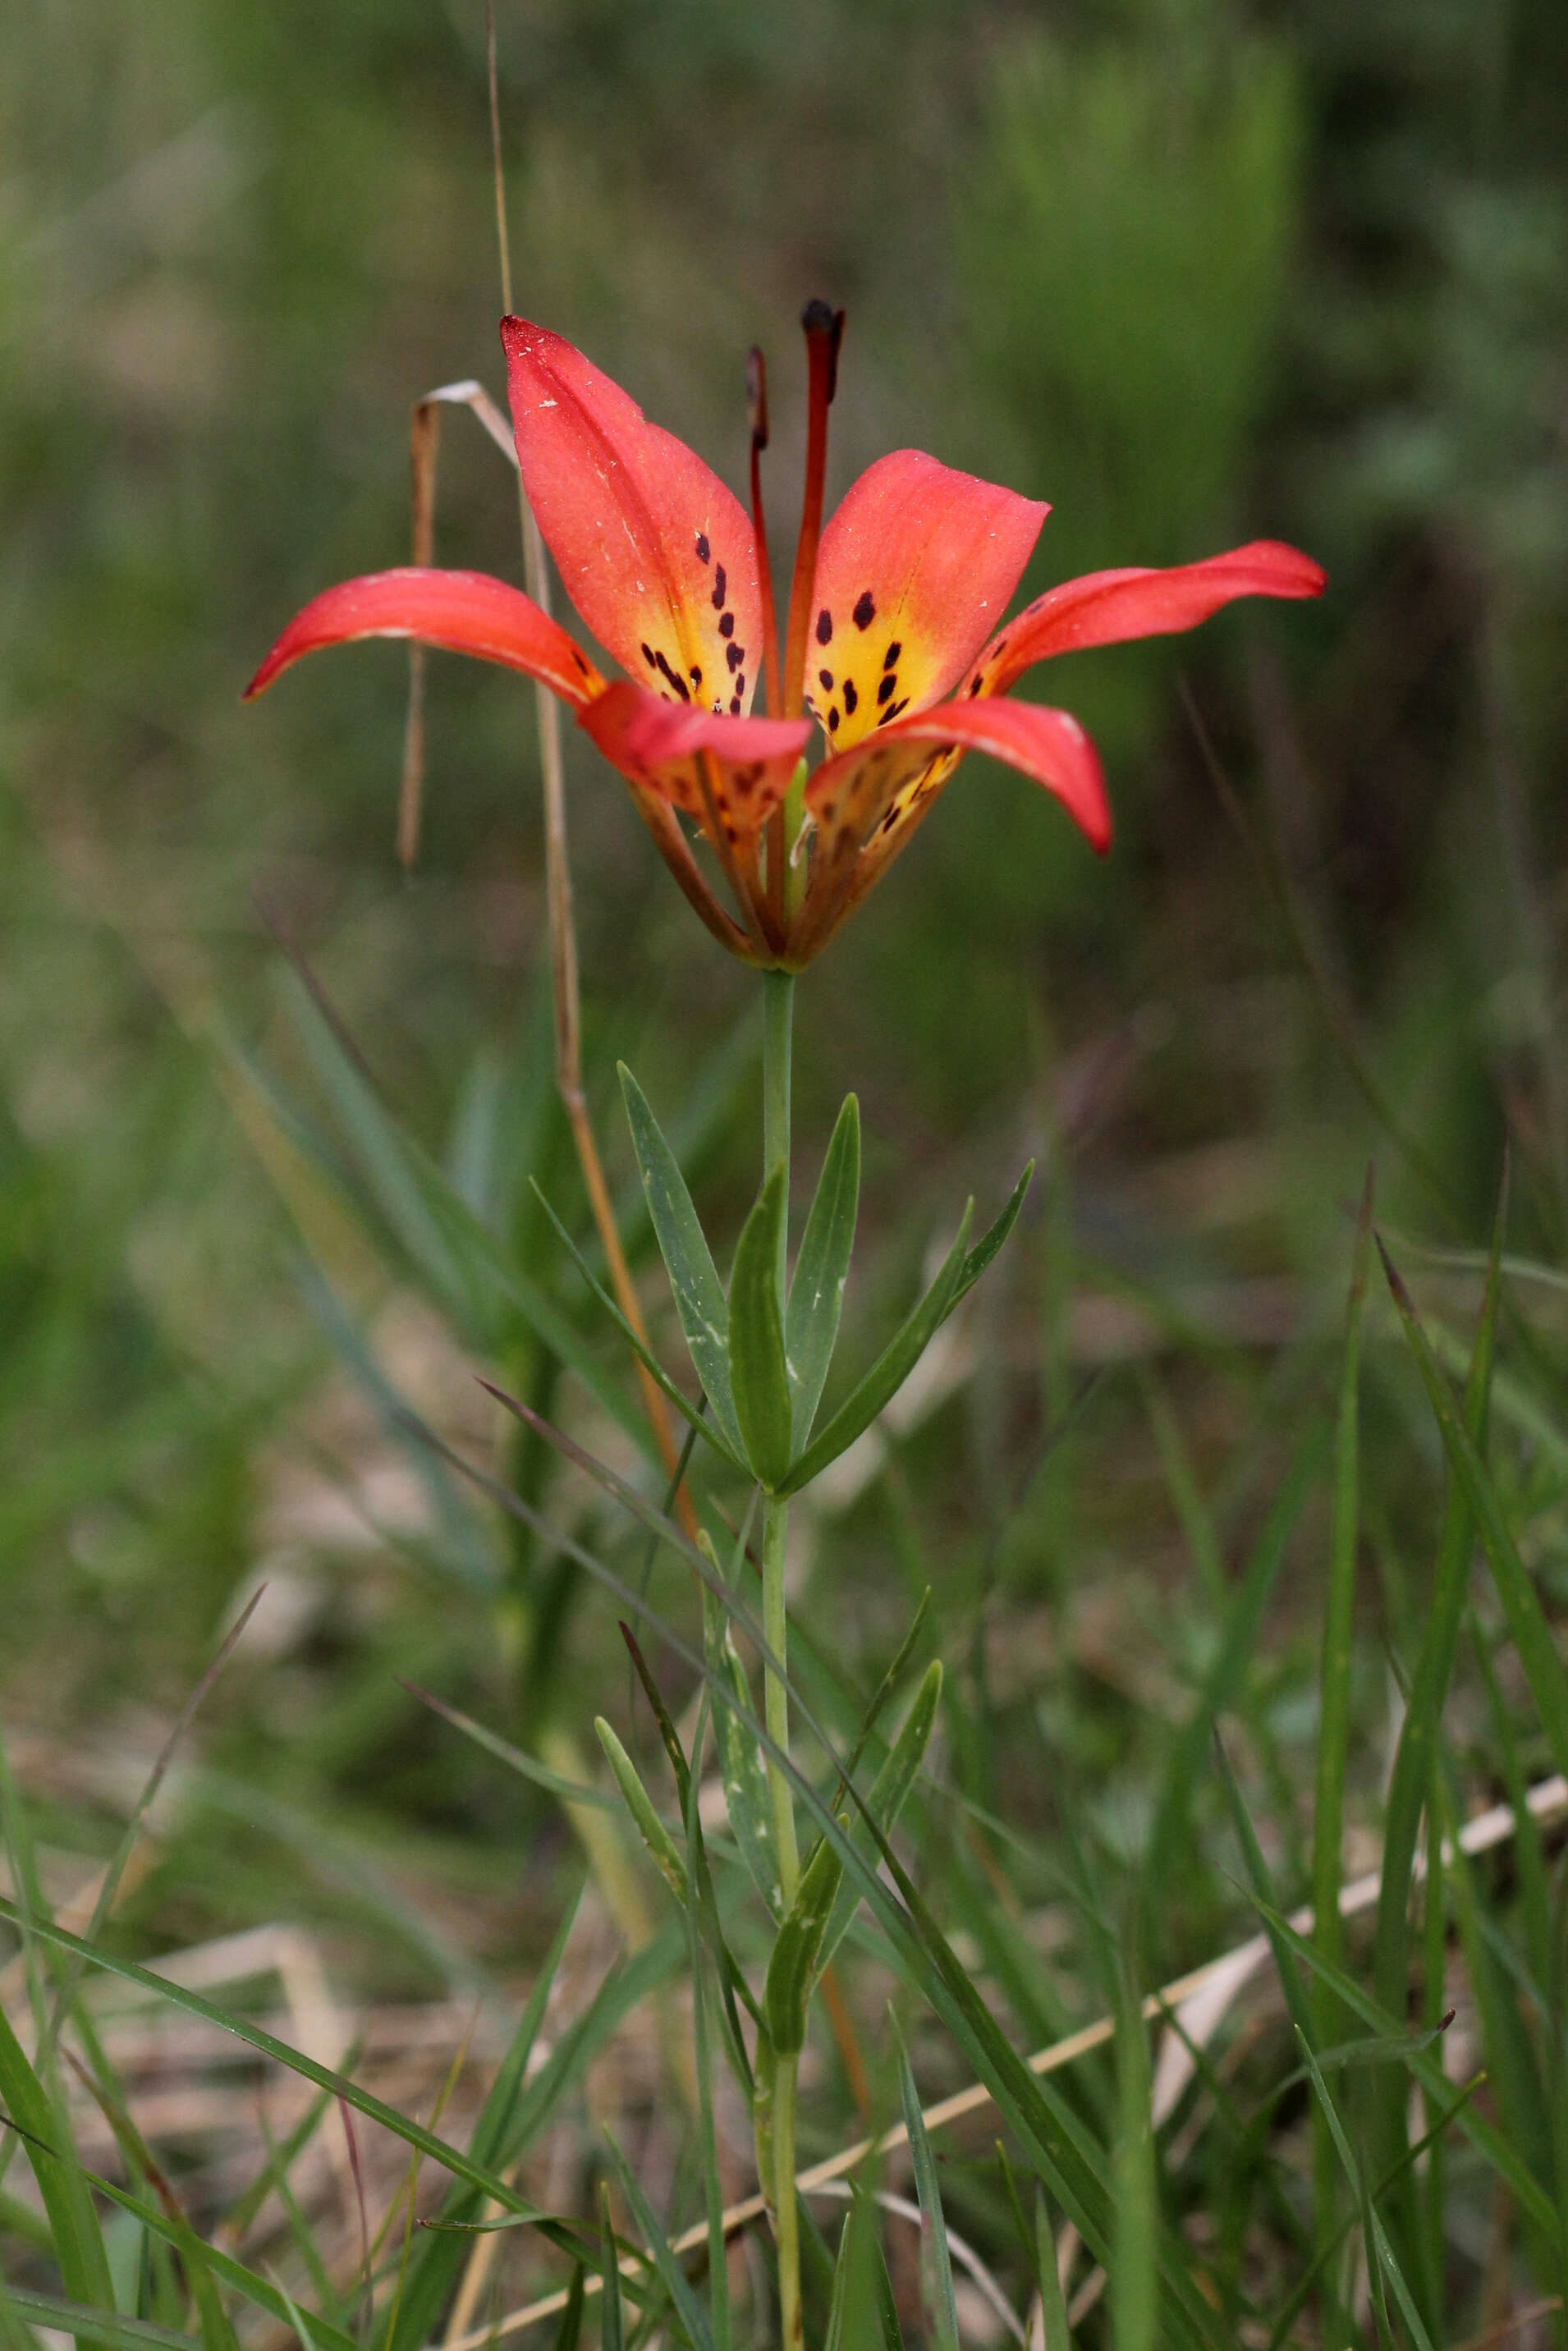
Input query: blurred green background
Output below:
<box><xmin>2</xmin><ymin>0</ymin><xmax>1566</xmax><ymax>1973</ymax></box>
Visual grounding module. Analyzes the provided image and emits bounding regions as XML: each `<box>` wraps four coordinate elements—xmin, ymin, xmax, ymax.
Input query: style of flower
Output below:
<box><xmin>247</xmin><ymin>304</ymin><xmax>1324</xmax><ymax>966</ymax></box>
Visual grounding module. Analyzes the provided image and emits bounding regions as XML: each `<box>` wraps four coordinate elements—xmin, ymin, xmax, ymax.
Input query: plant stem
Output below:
<box><xmin>760</xmin><ymin>965</ymin><xmax>800</xmax><ymax>1913</ymax></box>
<box><xmin>773</xmin><ymin>2051</ymin><xmax>803</xmax><ymax>2351</ymax></box>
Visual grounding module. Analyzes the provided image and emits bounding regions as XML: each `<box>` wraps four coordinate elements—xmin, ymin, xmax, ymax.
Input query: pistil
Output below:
<box><xmin>747</xmin><ymin>346</ymin><xmax>782</xmax><ymax>720</ymax></box>
<box><xmin>781</xmin><ymin>300</ymin><xmax>844</xmax><ymax>722</ymax></box>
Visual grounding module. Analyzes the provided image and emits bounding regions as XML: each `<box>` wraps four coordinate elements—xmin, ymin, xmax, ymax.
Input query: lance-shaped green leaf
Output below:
<box><xmin>1379</xmin><ymin>1236</ymin><xmax>1568</xmax><ymax>1787</ymax></box>
<box><xmin>619</xmin><ymin>1065</ymin><xmax>742</xmax><ymax>1455</ymax></box>
<box><xmin>787</xmin><ymin>1094</ymin><xmax>860</xmax><ymax>1446</ymax></box>
<box><xmin>947</xmin><ymin>1160</ymin><xmax>1032</xmax><ymax>1310</ymax></box>
<box><xmin>601</xmin><ymin>2133</ymin><xmax>717</xmax><ymax>2351</ymax></box>
<box><xmin>530</xmin><ymin>1185</ymin><xmax>747</xmax><ymax>1473</ymax></box>
<box><xmin>595</xmin><ymin>1719</ymin><xmax>688</xmax><ymax>1906</ymax></box>
<box><xmin>729</xmin><ymin>1168</ymin><xmax>794</xmax><ymax>1490</ymax></box>
<box><xmin>816</xmin><ymin>1659</ymin><xmax>942</xmax><ymax>1980</ymax></box>
<box><xmin>701</xmin><ymin>1565</ymin><xmax>782</xmax><ymax>1919</ymax></box>
<box><xmin>777</xmin><ymin>1207</ymin><xmax>974</xmax><ymax>1496</ymax></box>
<box><xmin>765</xmin><ymin>1816</ymin><xmax>850</xmax><ymax>2056</ymax></box>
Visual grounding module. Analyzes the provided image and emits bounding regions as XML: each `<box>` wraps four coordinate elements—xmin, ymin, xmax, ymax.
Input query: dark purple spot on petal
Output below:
<box><xmin>641</xmin><ymin>643</ymin><xmax>658</xmax><ymax>667</ymax></box>
<box><xmin>853</xmin><ymin>590</ymin><xmax>875</xmax><ymax>630</ymax></box>
<box><xmin>711</xmin><ymin>565</ymin><xmax>727</xmax><ymax>610</ymax></box>
<box><xmin>735</xmin><ymin>674</ymin><xmax>745</xmax><ymax>697</ymax></box>
<box><xmin>654</xmin><ymin>649</ymin><xmax>690</xmax><ymax>701</ymax></box>
<box><xmin>719</xmin><ymin>612</ymin><xmax>735</xmax><ymax>639</ymax></box>
<box><xmin>842</xmin><ymin>679</ymin><xmax>858</xmax><ymax>715</ymax></box>
<box><xmin>877</xmin><ymin>671</ymin><xmax>897</xmax><ymax>704</ymax></box>
<box><xmin>876</xmin><ymin>697</ymin><xmax>910</xmax><ymax>727</ymax></box>
<box><xmin>818</xmin><ymin>668</ymin><xmax>833</xmax><ymax>690</ymax></box>
<box><xmin>572</xmin><ymin>648</ymin><xmax>590</xmax><ymax>674</ymax></box>
<box><xmin>883</xmin><ymin>640</ymin><xmax>901</xmax><ymax>671</ymax></box>
<box><xmin>726</xmin><ymin>641</ymin><xmax>744</xmax><ymax>673</ymax></box>
<box><xmin>729</xmin><ymin>692</ymin><xmax>742</xmax><ymax>715</ymax></box>
<box><xmin>968</xmin><ymin>676</ymin><xmax>983</xmax><ymax>695</ymax></box>
<box><xmin>695</xmin><ymin>532</ymin><xmax>710</xmax><ymax>562</ymax></box>
<box><xmin>690</xmin><ymin>666</ymin><xmax>702</xmax><ymax>686</ymax></box>
<box><xmin>816</xmin><ymin>607</ymin><xmax>833</xmax><ymax>644</ymax></box>
<box><xmin>828</xmin><ymin>707</ymin><xmax>841</xmax><ymax>731</ymax></box>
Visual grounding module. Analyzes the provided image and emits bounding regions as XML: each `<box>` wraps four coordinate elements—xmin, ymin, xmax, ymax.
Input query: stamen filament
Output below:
<box><xmin>781</xmin><ymin>300</ymin><xmax>843</xmax><ymax>722</ymax></box>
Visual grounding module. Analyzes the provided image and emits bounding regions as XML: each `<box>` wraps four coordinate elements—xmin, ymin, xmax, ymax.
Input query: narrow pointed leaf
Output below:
<box><xmin>777</xmin><ymin>1206</ymin><xmax>974</xmax><ymax>1496</ymax></box>
<box><xmin>527</xmin><ymin>1186</ymin><xmax>748</xmax><ymax>1472</ymax></box>
<box><xmin>595</xmin><ymin>1719</ymin><xmax>689</xmax><ymax>1904</ymax></box>
<box><xmin>786</xmin><ymin>1093</ymin><xmax>860</xmax><ymax>1445</ymax></box>
<box><xmin>552</xmin><ymin>2270</ymin><xmax>586</xmax><ymax>2351</ymax></box>
<box><xmin>620</xmin><ymin>1066</ymin><xmax>742</xmax><ymax>1453</ymax></box>
<box><xmin>702</xmin><ymin>1573</ymin><xmax>782</xmax><ymax>1918</ymax></box>
<box><xmin>765</xmin><ymin>1822</ymin><xmax>848</xmax><ymax>2055</ymax></box>
<box><xmin>729</xmin><ymin>1169</ymin><xmax>794</xmax><ymax>1488</ymax></box>
<box><xmin>949</xmin><ymin>1161</ymin><xmax>1033</xmax><ymax>1309</ymax></box>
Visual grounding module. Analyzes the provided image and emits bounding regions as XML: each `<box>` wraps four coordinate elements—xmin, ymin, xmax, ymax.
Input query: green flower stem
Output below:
<box><xmin>773</xmin><ymin>2050</ymin><xmax>803</xmax><ymax>2351</ymax></box>
<box><xmin>760</xmin><ymin>965</ymin><xmax>800</xmax><ymax>1910</ymax></box>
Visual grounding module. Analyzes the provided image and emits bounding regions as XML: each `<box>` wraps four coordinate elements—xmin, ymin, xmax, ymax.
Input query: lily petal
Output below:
<box><xmin>804</xmin><ymin>451</ymin><xmax>1048</xmax><ymax>750</ymax></box>
<box><xmin>794</xmin><ymin>694</ymin><xmax>1107</xmax><ymax>961</ymax></box>
<box><xmin>579</xmin><ymin>681</ymin><xmax>811</xmax><ymax>837</ymax></box>
<box><xmin>962</xmin><ymin>539</ymin><xmax>1326</xmax><ymax>700</ymax></box>
<box><xmin>243</xmin><ymin>566</ymin><xmax>604</xmax><ymax>708</ymax></box>
<box><xmin>502</xmin><ymin>318</ymin><xmax>763</xmax><ymax>722</ymax></box>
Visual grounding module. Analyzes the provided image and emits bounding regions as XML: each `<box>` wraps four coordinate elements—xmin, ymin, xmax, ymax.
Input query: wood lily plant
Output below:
<box><xmin>249</xmin><ymin>304</ymin><xmax>1324</xmax><ymax>2347</ymax></box>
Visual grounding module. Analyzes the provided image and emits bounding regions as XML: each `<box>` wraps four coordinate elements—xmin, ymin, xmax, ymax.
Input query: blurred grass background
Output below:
<box><xmin>2</xmin><ymin>0</ymin><xmax>1566</xmax><ymax>2110</ymax></box>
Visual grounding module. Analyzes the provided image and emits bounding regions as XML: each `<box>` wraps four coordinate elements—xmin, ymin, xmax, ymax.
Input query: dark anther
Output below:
<box><xmin>877</xmin><ymin>672</ymin><xmax>897</xmax><ymax>704</ymax></box>
<box><xmin>818</xmin><ymin>668</ymin><xmax>834</xmax><ymax>690</ymax></box>
<box><xmin>711</xmin><ymin>565</ymin><xmax>727</xmax><ymax>610</ymax></box>
<box><xmin>695</xmin><ymin>532</ymin><xmax>710</xmax><ymax>564</ymax></box>
<box><xmin>883</xmin><ymin>640</ymin><xmax>901</xmax><ymax>670</ymax></box>
<box><xmin>720</xmin><ymin>612</ymin><xmax>735</xmax><ymax>639</ymax></box>
<box><xmin>853</xmin><ymin>591</ymin><xmax>875</xmax><ymax>630</ymax></box>
<box><xmin>800</xmin><ymin>299</ymin><xmax>846</xmax><ymax>401</ymax></box>
<box><xmin>842</xmin><ymin>679</ymin><xmax>858</xmax><ymax>714</ymax></box>
<box><xmin>746</xmin><ymin>347</ymin><xmax>769</xmax><ymax>451</ymax></box>
<box><xmin>815</xmin><ymin>608</ymin><xmax>833</xmax><ymax>645</ymax></box>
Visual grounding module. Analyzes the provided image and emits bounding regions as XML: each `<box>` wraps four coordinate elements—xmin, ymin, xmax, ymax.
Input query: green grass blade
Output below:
<box><xmin>598</xmin><ymin>2185</ymin><xmax>624</xmax><ymax>2351</ymax></box>
<box><xmin>1112</xmin><ymin>1953</ymin><xmax>1157</xmax><ymax>2351</ymax></box>
<box><xmin>1146</xmin><ymin>1420</ymin><xmax>1328</xmax><ymax>1893</ymax></box>
<box><xmin>0</xmin><ymin>2000</ymin><xmax>114</xmax><ymax>2335</ymax></box>
<box><xmin>777</xmin><ymin>1204</ymin><xmax>974</xmax><ymax>1496</ymax></box>
<box><xmin>0</xmin><ymin>2289</ymin><xmax>198</xmax><ymax>2351</ymax></box>
<box><xmin>1378</xmin><ymin>1235</ymin><xmax>1568</xmax><ymax>1785</ymax></box>
<box><xmin>786</xmin><ymin>1093</ymin><xmax>860</xmax><ymax>1446</ymax></box>
<box><xmin>0</xmin><ymin>1898</ymin><xmax>676</xmax><ymax>2217</ymax></box>
<box><xmin>1373</xmin><ymin>1173</ymin><xmax>1506</xmax><ymax>2030</ymax></box>
<box><xmin>618</xmin><ymin>1065</ymin><xmax>740</xmax><ymax>1453</ymax></box>
<box><xmin>1295</xmin><ymin>2030</ymin><xmax>1437</xmax><ymax>2351</ymax></box>
<box><xmin>895</xmin><ymin>2019</ymin><xmax>960</xmax><ymax>2351</ymax></box>
<box><xmin>1309</xmin><ymin>1165</ymin><xmax>1373</xmax><ymax>2302</ymax></box>
<box><xmin>601</xmin><ymin>2133</ymin><xmax>715</xmax><ymax>2351</ymax></box>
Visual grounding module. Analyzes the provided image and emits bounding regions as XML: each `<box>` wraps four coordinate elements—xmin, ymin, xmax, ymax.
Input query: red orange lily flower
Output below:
<box><xmin>247</xmin><ymin>305</ymin><xmax>1323</xmax><ymax>967</ymax></box>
